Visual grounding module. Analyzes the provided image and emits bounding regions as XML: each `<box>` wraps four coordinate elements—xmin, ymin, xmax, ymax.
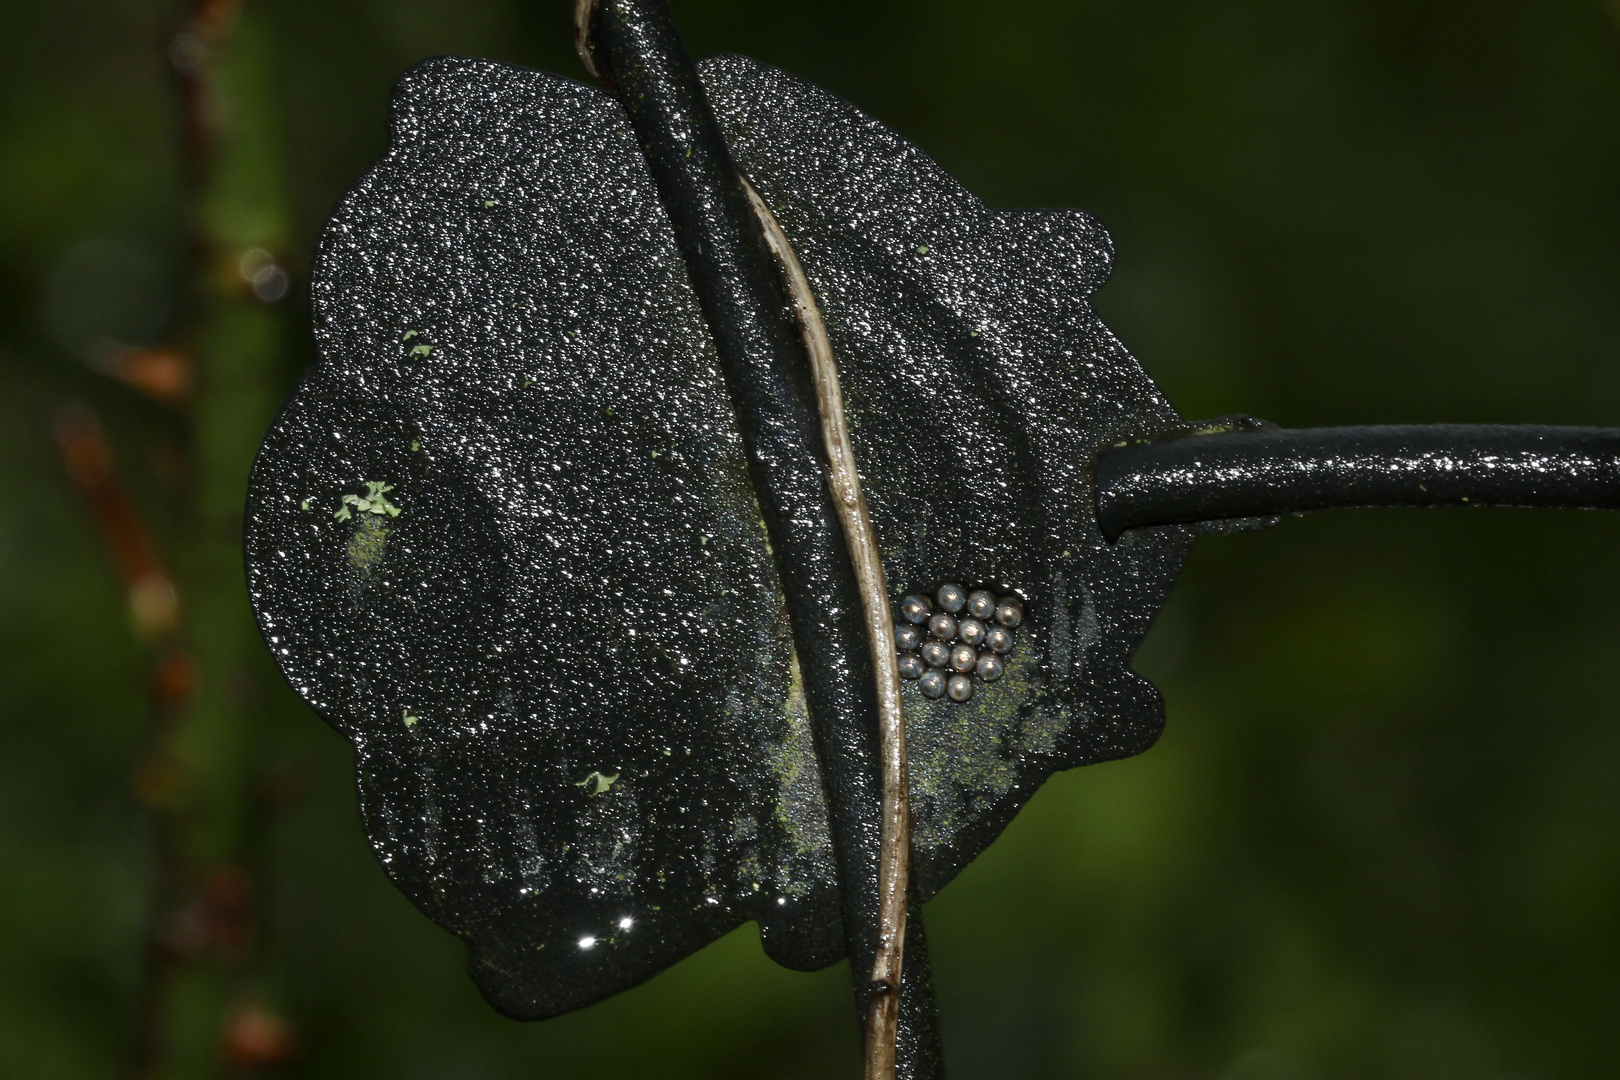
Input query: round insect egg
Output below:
<box><xmin>897</xmin><ymin>654</ymin><xmax>926</xmax><ymax>680</ymax></box>
<box><xmin>894</xmin><ymin>624</ymin><xmax>922</xmax><ymax>652</ymax></box>
<box><xmin>936</xmin><ymin>583</ymin><xmax>966</xmax><ymax>614</ymax></box>
<box><xmin>949</xmin><ymin>644</ymin><xmax>977</xmax><ymax>672</ymax></box>
<box><xmin>920</xmin><ymin>641</ymin><xmax>951</xmax><ymax>668</ymax></box>
<box><xmin>957</xmin><ymin>617</ymin><xmax>986</xmax><ymax>647</ymax></box>
<box><xmin>900</xmin><ymin>595</ymin><xmax>931</xmax><ymax>624</ymax></box>
<box><xmin>946</xmin><ymin>674</ymin><xmax>974</xmax><ymax>702</ymax></box>
<box><xmin>994</xmin><ymin>599</ymin><xmax>1023</xmax><ymax>628</ymax></box>
<box><xmin>986</xmin><ymin>627</ymin><xmax>1015</xmax><ymax>655</ymax></box>
<box><xmin>919</xmin><ymin>670</ymin><xmax>947</xmax><ymax>699</ymax></box>
<box><xmin>966</xmin><ymin>590</ymin><xmax>996</xmax><ymax>620</ymax></box>
<box><xmin>975</xmin><ymin>652</ymin><xmax>1004</xmax><ymax>682</ymax></box>
<box><xmin>927</xmin><ymin>613</ymin><xmax>958</xmax><ymax>641</ymax></box>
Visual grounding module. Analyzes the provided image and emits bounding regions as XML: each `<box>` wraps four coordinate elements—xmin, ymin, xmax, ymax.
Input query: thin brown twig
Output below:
<box><xmin>742</xmin><ymin>177</ymin><xmax>910</xmax><ymax>1080</ymax></box>
<box><xmin>51</xmin><ymin>404</ymin><xmax>194</xmax><ymax>1078</ymax></box>
<box><xmin>573</xmin><ymin>4</ymin><xmax>911</xmax><ymax>1070</ymax></box>
<box><xmin>90</xmin><ymin>0</ymin><xmax>290</xmax><ymax>1073</ymax></box>
<box><xmin>572</xmin><ymin>0</ymin><xmax>605</xmax><ymax>82</ymax></box>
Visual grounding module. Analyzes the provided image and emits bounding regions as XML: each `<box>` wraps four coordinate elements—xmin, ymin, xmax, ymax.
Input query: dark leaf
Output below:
<box><xmin>245</xmin><ymin>54</ymin><xmax>1189</xmax><ymax>1018</ymax></box>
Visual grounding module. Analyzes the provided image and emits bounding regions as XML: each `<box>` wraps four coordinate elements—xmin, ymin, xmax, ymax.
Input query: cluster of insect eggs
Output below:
<box><xmin>895</xmin><ymin>585</ymin><xmax>1023</xmax><ymax>703</ymax></box>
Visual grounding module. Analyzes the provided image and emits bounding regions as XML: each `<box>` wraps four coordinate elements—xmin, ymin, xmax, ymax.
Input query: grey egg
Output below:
<box><xmin>966</xmin><ymin>590</ymin><xmax>996</xmax><ymax>620</ymax></box>
<box><xmin>919</xmin><ymin>670</ymin><xmax>947</xmax><ymax>699</ymax></box>
<box><xmin>936</xmin><ymin>583</ymin><xmax>966</xmax><ymax>614</ymax></box>
<box><xmin>949</xmin><ymin>644</ymin><xmax>977</xmax><ymax>672</ymax></box>
<box><xmin>986</xmin><ymin>627</ymin><xmax>1015</xmax><ymax>654</ymax></box>
<box><xmin>957</xmin><ymin>617</ymin><xmax>987</xmax><ymax>647</ymax></box>
<box><xmin>927</xmin><ymin>613</ymin><xmax>958</xmax><ymax>641</ymax></box>
<box><xmin>900</xmin><ymin>594</ymin><xmax>931</xmax><ymax>624</ymax></box>
<box><xmin>920</xmin><ymin>641</ymin><xmax>951</xmax><ymax>668</ymax></box>
<box><xmin>946</xmin><ymin>674</ymin><xmax>974</xmax><ymax>702</ymax></box>
<box><xmin>894</xmin><ymin>624</ymin><xmax>922</xmax><ymax>652</ymax></box>
<box><xmin>898</xmin><ymin>654</ymin><xmax>926</xmax><ymax>680</ymax></box>
<box><xmin>976</xmin><ymin>652</ymin><xmax>1004</xmax><ymax>682</ymax></box>
<box><xmin>994</xmin><ymin>599</ymin><xmax>1023</xmax><ymax>628</ymax></box>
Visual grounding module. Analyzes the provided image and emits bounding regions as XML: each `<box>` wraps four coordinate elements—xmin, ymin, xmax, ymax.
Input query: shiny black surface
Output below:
<box><xmin>703</xmin><ymin>54</ymin><xmax>1196</xmax><ymax>897</ymax></box>
<box><xmin>245</xmin><ymin>56</ymin><xmax>845</xmax><ymax>1019</ymax></box>
<box><xmin>1097</xmin><ymin>424</ymin><xmax>1620</xmax><ymax>541</ymax></box>
<box><xmin>245</xmin><ymin>33</ymin><xmax>1195</xmax><ymax>1063</ymax></box>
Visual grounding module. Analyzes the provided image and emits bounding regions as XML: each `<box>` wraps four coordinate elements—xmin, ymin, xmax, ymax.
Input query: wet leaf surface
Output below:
<box><xmin>245</xmin><ymin>54</ymin><xmax>1191</xmax><ymax>1018</ymax></box>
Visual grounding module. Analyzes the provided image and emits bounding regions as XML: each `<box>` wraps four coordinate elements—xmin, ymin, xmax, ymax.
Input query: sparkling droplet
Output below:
<box><xmin>919</xmin><ymin>670</ymin><xmax>947</xmax><ymax>699</ymax></box>
<box><xmin>927</xmin><ymin>613</ymin><xmax>957</xmax><ymax>641</ymax></box>
<box><xmin>976</xmin><ymin>652</ymin><xmax>1004</xmax><ymax>682</ymax></box>
<box><xmin>900</xmin><ymin>595</ymin><xmax>931</xmax><ymax>624</ymax></box>
<box><xmin>898</xmin><ymin>654</ymin><xmax>926</xmax><ymax>680</ymax></box>
<box><xmin>894</xmin><ymin>624</ymin><xmax>922</xmax><ymax>652</ymax></box>
<box><xmin>920</xmin><ymin>641</ymin><xmax>951</xmax><ymax>668</ymax></box>
<box><xmin>995</xmin><ymin>599</ymin><xmax>1023</xmax><ymax>628</ymax></box>
<box><xmin>949</xmin><ymin>644</ymin><xmax>976</xmax><ymax>672</ymax></box>
<box><xmin>936</xmin><ymin>584</ymin><xmax>966</xmax><ymax>614</ymax></box>
<box><xmin>986</xmin><ymin>627</ymin><xmax>1015</xmax><ymax>655</ymax></box>
<box><xmin>966</xmin><ymin>590</ymin><xmax>996</xmax><ymax>620</ymax></box>
<box><xmin>947</xmin><ymin>674</ymin><xmax>974</xmax><ymax>702</ymax></box>
<box><xmin>957</xmin><ymin>617</ymin><xmax>987</xmax><ymax>647</ymax></box>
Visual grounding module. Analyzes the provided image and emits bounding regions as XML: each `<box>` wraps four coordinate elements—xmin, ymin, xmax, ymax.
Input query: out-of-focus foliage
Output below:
<box><xmin>1</xmin><ymin>1</ymin><xmax>1618</xmax><ymax>1077</ymax></box>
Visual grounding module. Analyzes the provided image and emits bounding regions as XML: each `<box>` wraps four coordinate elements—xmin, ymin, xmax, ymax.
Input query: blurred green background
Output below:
<box><xmin>3</xmin><ymin>0</ymin><xmax>1619</xmax><ymax>1077</ymax></box>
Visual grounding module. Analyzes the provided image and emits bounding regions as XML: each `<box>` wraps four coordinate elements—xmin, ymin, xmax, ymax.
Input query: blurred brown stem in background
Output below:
<box><xmin>54</xmin><ymin>0</ymin><xmax>299</xmax><ymax>1075</ymax></box>
<box><xmin>51</xmin><ymin>403</ymin><xmax>198</xmax><ymax>1076</ymax></box>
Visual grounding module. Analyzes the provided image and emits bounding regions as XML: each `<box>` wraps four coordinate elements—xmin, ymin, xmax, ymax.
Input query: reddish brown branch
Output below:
<box><xmin>52</xmin><ymin>403</ymin><xmax>195</xmax><ymax>1077</ymax></box>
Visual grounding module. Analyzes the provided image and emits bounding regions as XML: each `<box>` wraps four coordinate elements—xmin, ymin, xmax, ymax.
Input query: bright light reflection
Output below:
<box><xmin>578</xmin><ymin>936</ymin><xmax>597</xmax><ymax>949</ymax></box>
<box><xmin>617</xmin><ymin>917</ymin><xmax>633</xmax><ymax>931</ymax></box>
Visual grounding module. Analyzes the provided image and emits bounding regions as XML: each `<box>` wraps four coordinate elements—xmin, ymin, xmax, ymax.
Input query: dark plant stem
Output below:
<box><xmin>581</xmin><ymin>1</ymin><xmax>940</xmax><ymax>1076</ymax></box>
<box><xmin>1096</xmin><ymin>424</ymin><xmax>1620</xmax><ymax>541</ymax></box>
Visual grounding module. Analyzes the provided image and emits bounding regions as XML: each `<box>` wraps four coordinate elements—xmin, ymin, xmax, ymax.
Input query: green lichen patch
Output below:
<box><xmin>345</xmin><ymin>514</ymin><xmax>391</xmax><ymax>575</ymax></box>
<box><xmin>905</xmin><ymin>644</ymin><xmax>1047</xmax><ymax>853</ymax></box>
<box><xmin>334</xmin><ymin>480</ymin><xmax>401</xmax><ymax>521</ymax></box>
<box><xmin>766</xmin><ymin>652</ymin><xmax>834</xmax><ymax>863</ymax></box>
<box><xmin>575</xmin><ymin>771</ymin><xmax>620</xmax><ymax>796</ymax></box>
